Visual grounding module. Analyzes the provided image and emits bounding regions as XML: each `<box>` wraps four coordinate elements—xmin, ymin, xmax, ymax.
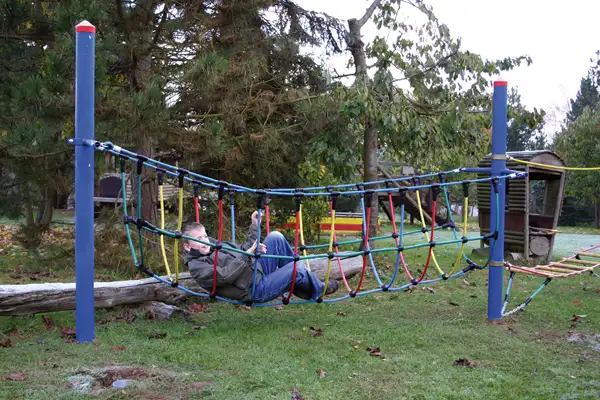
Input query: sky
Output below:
<box><xmin>296</xmin><ymin>0</ymin><xmax>600</xmax><ymax>138</ymax></box>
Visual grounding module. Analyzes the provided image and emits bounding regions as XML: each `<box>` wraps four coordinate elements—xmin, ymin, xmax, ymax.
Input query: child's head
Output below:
<box><xmin>181</xmin><ymin>221</ymin><xmax>211</xmax><ymax>255</ymax></box>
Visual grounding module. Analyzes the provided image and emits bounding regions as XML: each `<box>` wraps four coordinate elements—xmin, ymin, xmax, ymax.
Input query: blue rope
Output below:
<box><xmin>359</xmin><ymin>196</ymin><xmax>383</xmax><ymax>286</ymax></box>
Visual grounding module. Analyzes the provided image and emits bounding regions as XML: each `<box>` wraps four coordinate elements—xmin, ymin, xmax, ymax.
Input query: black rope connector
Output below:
<box><xmin>462</xmin><ymin>180</ymin><xmax>471</xmax><ymax>198</ymax></box>
<box><xmin>438</xmin><ymin>172</ymin><xmax>446</xmax><ymax>183</ymax></box>
<box><xmin>214</xmin><ymin>242</ymin><xmax>223</xmax><ymax>250</ymax></box>
<box><xmin>429</xmin><ymin>241</ymin><xmax>436</xmax><ymax>248</ymax></box>
<box><xmin>177</xmin><ymin>169</ymin><xmax>187</xmax><ymax>188</ymax></box>
<box><xmin>461</xmin><ymin>236</ymin><xmax>469</xmax><ymax>244</ymax></box>
<box><xmin>174</xmin><ymin>231</ymin><xmax>183</xmax><ymax>239</ymax></box>
<box><xmin>363</xmin><ymin>249</ymin><xmax>371</xmax><ymax>256</ymax></box>
<box><xmin>157</xmin><ymin>169</ymin><xmax>165</xmax><ymax>185</ymax></box>
<box><xmin>491</xmin><ymin>177</ymin><xmax>499</xmax><ymax>194</ymax></box>
<box><xmin>256</xmin><ymin>190</ymin><xmax>266</xmax><ymax>210</ymax></box>
<box><xmin>391</xmin><ymin>232</ymin><xmax>399</xmax><ymax>239</ymax></box>
<box><xmin>356</xmin><ymin>183</ymin><xmax>365</xmax><ymax>197</ymax></box>
<box><xmin>193</xmin><ymin>184</ymin><xmax>199</xmax><ymax>198</ymax></box>
<box><xmin>365</xmin><ymin>190</ymin><xmax>374</xmax><ymax>206</ymax></box>
<box><xmin>136</xmin><ymin>155</ymin><xmax>148</xmax><ymax>175</ymax></box>
<box><xmin>136</xmin><ymin>263</ymin><xmax>154</xmax><ymax>276</ymax></box>
<box><xmin>171</xmin><ymin>281</ymin><xmax>179</xmax><ymax>288</ymax></box>
<box><xmin>421</xmin><ymin>227</ymin><xmax>428</xmax><ymax>233</ymax></box>
<box><xmin>430</xmin><ymin>184</ymin><xmax>440</xmax><ymax>201</ymax></box>
<box><xmin>484</xmin><ymin>231</ymin><xmax>499</xmax><ymax>240</ymax></box>
<box><xmin>245</xmin><ymin>301</ymin><xmax>253</xmax><ymax>307</ymax></box>
<box><xmin>381</xmin><ymin>284</ymin><xmax>389</xmax><ymax>292</ymax></box>
<box><xmin>330</xmin><ymin>192</ymin><xmax>340</xmax><ymax>211</ymax></box>
<box><xmin>119</xmin><ymin>157</ymin><xmax>126</xmax><ymax>173</ymax></box>
<box><xmin>299</xmin><ymin>245</ymin><xmax>307</xmax><ymax>252</ymax></box>
<box><xmin>332</xmin><ymin>241</ymin><xmax>339</xmax><ymax>248</ymax></box>
<box><xmin>327</xmin><ymin>251</ymin><xmax>335</xmax><ymax>259</ymax></box>
<box><xmin>316</xmin><ymin>297</ymin><xmax>323</xmax><ymax>303</ymax></box>
<box><xmin>209</xmin><ymin>292</ymin><xmax>217</xmax><ymax>299</ymax></box>
<box><xmin>229</xmin><ymin>190</ymin><xmax>235</xmax><ymax>204</ymax></box>
<box><xmin>293</xmin><ymin>254</ymin><xmax>301</xmax><ymax>262</ymax></box>
<box><xmin>282</xmin><ymin>297</ymin><xmax>290</xmax><ymax>305</ymax></box>
<box><xmin>411</xmin><ymin>278</ymin><xmax>418</xmax><ymax>286</ymax></box>
<box><xmin>349</xmin><ymin>291</ymin><xmax>357</xmax><ymax>298</ymax></box>
<box><xmin>441</xmin><ymin>273</ymin><xmax>449</xmax><ymax>280</ymax></box>
<box><xmin>136</xmin><ymin>218</ymin><xmax>144</xmax><ymax>230</ymax></box>
<box><xmin>218</xmin><ymin>181</ymin><xmax>226</xmax><ymax>200</ymax></box>
<box><xmin>412</xmin><ymin>176</ymin><xmax>421</xmax><ymax>186</ymax></box>
<box><xmin>254</xmin><ymin>251</ymin><xmax>261</xmax><ymax>259</ymax></box>
<box><xmin>398</xmin><ymin>188</ymin><xmax>407</xmax><ymax>205</ymax></box>
<box><xmin>397</xmin><ymin>245</ymin><xmax>404</xmax><ymax>252</ymax></box>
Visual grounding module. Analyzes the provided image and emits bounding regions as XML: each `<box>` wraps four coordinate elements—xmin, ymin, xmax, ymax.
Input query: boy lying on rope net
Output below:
<box><xmin>181</xmin><ymin>211</ymin><xmax>339</xmax><ymax>303</ymax></box>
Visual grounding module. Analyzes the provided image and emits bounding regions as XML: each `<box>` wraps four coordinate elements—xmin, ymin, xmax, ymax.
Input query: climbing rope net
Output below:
<box><xmin>87</xmin><ymin>140</ymin><xmax>535</xmax><ymax>309</ymax></box>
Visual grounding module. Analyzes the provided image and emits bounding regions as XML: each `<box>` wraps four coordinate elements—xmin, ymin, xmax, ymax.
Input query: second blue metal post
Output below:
<box><xmin>488</xmin><ymin>80</ymin><xmax>508</xmax><ymax>320</ymax></box>
<box><xmin>74</xmin><ymin>20</ymin><xmax>96</xmax><ymax>342</ymax></box>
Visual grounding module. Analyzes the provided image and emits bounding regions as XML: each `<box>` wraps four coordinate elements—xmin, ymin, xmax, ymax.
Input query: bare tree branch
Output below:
<box><xmin>358</xmin><ymin>0</ymin><xmax>383</xmax><ymax>28</ymax></box>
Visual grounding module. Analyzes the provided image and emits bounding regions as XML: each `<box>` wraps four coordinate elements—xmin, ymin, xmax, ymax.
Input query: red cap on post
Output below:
<box><xmin>75</xmin><ymin>20</ymin><xmax>96</xmax><ymax>34</ymax></box>
<box><xmin>494</xmin><ymin>80</ymin><xmax>508</xmax><ymax>87</ymax></box>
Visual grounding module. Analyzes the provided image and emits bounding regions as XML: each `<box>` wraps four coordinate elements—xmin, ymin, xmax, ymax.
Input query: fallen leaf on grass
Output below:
<box><xmin>352</xmin><ymin>343</ymin><xmax>359</xmax><ymax>349</ymax></box>
<box><xmin>148</xmin><ymin>332</ymin><xmax>167</xmax><ymax>339</ymax></box>
<box><xmin>41</xmin><ymin>315</ymin><xmax>54</xmax><ymax>329</ymax></box>
<box><xmin>0</xmin><ymin>338</ymin><xmax>11</xmax><ymax>348</ymax></box>
<box><xmin>316</xmin><ymin>369</ymin><xmax>328</xmax><ymax>378</ymax></box>
<box><xmin>5</xmin><ymin>374</ymin><xmax>25</xmax><ymax>381</ymax></box>
<box><xmin>234</xmin><ymin>305</ymin><xmax>252</xmax><ymax>311</ymax></box>
<box><xmin>367</xmin><ymin>347</ymin><xmax>382</xmax><ymax>357</ymax></box>
<box><xmin>291</xmin><ymin>385</ymin><xmax>304</xmax><ymax>400</ymax></box>
<box><xmin>423</xmin><ymin>287</ymin><xmax>436</xmax><ymax>294</ymax></box>
<box><xmin>274</xmin><ymin>305</ymin><xmax>284</xmax><ymax>311</ymax></box>
<box><xmin>573</xmin><ymin>300</ymin><xmax>582</xmax><ymax>306</ymax></box>
<box><xmin>189</xmin><ymin>303</ymin><xmax>210</xmax><ymax>313</ymax></box>
<box><xmin>191</xmin><ymin>325</ymin><xmax>207</xmax><ymax>330</ymax></box>
<box><xmin>309</xmin><ymin>327</ymin><xmax>323</xmax><ymax>337</ymax></box>
<box><xmin>453</xmin><ymin>358</ymin><xmax>477</xmax><ymax>368</ymax></box>
<box><xmin>112</xmin><ymin>346</ymin><xmax>125</xmax><ymax>351</ymax></box>
<box><xmin>447</xmin><ymin>300</ymin><xmax>460</xmax><ymax>306</ymax></box>
<box><xmin>60</xmin><ymin>328</ymin><xmax>76</xmax><ymax>339</ymax></box>
<box><xmin>570</xmin><ymin>314</ymin><xmax>587</xmax><ymax>328</ymax></box>
<box><xmin>336</xmin><ymin>311</ymin><xmax>346</xmax><ymax>316</ymax></box>
<box><xmin>287</xmin><ymin>334</ymin><xmax>301</xmax><ymax>340</ymax></box>
<box><xmin>504</xmin><ymin>326</ymin><xmax>513</xmax><ymax>332</ymax></box>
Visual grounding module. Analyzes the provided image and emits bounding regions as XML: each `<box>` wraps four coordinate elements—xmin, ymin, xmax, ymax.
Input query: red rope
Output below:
<box><xmin>194</xmin><ymin>197</ymin><xmax>200</xmax><ymax>223</ymax></box>
<box><xmin>265</xmin><ymin>203</ymin><xmax>270</xmax><ymax>235</ymax></box>
<box><xmin>211</xmin><ymin>198</ymin><xmax>224</xmax><ymax>296</ymax></box>
<box><xmin>352</xmin><ymin>205</ymin><xmax>371</xmax><ymax>294</ymax></box>
<box><xmin>412</xmin><ymin>198</ymin><xmax>437</xmax><ymax>284</ymax></box>
<box><xmin>388</xmin><ymin>193</ymin><xmax>413</xmax><ymax>282</ymax></box>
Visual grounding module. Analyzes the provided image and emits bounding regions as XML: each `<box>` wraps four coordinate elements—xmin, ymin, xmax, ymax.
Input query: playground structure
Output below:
<box><xmin>477</xmin><ymin>150</ymin><xmax>566</xmax><ymax>262</ymax></box>
<box><xmin>47</xmin><ymin>21</ymin><xmax>597</xmax><ymax>343</ymax></box>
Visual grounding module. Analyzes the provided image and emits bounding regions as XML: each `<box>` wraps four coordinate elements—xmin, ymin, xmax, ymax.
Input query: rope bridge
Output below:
<box><xmin>87</xmin><ymin>140</ymin><xmax>525</xmax><ymax>308</ymax></box>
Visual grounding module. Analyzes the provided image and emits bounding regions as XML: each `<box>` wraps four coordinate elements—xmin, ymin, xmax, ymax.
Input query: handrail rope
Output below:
<box><xmin>99</xmin><ymin>144</ymin><xmax>524</xmax><ymax>197</ymax></box>
<box><xmin>507</xmin><ymin>155</ymin><xmax>600</xmax><ymax>171</ymax></box>
<box><xmin>501</xmin><ymin>271</ymin><xmax>552</xmax><ymax>317</ymax></box>
<box><xmin>157</xmin><ymin>171</ymin><xmax>173</xmax><ymax>280</ymax></box>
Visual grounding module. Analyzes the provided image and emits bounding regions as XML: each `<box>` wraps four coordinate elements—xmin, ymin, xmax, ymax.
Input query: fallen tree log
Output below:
<box><xmin>0</xmin><ymin>255</ymin><xmax>364</xmax><ymax>316</ymax></box>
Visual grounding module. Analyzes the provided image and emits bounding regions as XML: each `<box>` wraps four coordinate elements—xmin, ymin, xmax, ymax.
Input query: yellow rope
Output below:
<box><xmin>415</xmin><ymin>190</ymin><xmax>444</xmax><ymax>275</ymax></box>
<box><xmin>447</xmin><ymin>196</ymin><xmax>470</xmax><ymax>276</ymax></box>
<box><xmin>158</xmin><ymin>184</ymin><xmax>173</xmax><ymax>279</ymax></box>
<box><xmin>507</xmin><ymin>156</ymin><xmax>600</xmax><ymax>171</ymax></box>
<box><xmin>173</xmin><ymin>187</ymin><xmax>184</xmax><ymax>282</ymax></box>
<box><xmin>298</xmin><ymin>204</ymin><xmax>310</xmax><ymax>271</ymax></box>
<box><xmin>320</xmin><ymin>208</ymin><xmax>336</xmax><ymax>298</ymax></box>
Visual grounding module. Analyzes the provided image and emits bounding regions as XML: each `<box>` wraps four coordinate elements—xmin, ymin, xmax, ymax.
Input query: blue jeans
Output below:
<box><xmin>252</xmin><ymin>231</ymin><xmax>325</xmax><ymax>302</ymax></box>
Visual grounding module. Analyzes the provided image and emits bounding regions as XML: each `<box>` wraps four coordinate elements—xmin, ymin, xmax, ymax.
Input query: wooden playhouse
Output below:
<box><xmin>477</xmin><ymin>150</ymin><xmax>567</xmax><ymax>262</ymax></box>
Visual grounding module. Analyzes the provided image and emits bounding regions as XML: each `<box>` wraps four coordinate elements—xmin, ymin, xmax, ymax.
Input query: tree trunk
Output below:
<box><xmin>348</xmin><ymin>16</ymin><xmax>379</xmax><ymax>244</ymax></box>
<box><xmin>0</xmin><ymin>257</ymin><xmax>365</xmax><ymax>316</ymax></box>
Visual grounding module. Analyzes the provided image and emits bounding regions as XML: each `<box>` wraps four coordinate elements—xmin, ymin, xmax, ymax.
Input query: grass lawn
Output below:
<box><xmin>1</xmin><ymin>219</ymin><xmax>599</xmax><ymax>399</ymax></box>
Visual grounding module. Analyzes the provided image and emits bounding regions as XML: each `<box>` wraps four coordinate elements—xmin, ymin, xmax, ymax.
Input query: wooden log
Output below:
<box><xmin>530</xmin><ymin>236</ymin><xmax>550</xmax><ymax>256</ymax></box>
<box><xmin>0</xmin><ymin>256</ymin><xmax>364</xmax><ymax>316</ymax></box>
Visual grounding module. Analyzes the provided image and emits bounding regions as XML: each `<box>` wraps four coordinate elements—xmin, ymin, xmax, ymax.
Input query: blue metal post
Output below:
<box><xmin>74</xmin><ymin>20</ymin><xmax>96</xmax><ymax>342</ymax></box>
<box><xmin>488</xmin><ymin>80</ymin><xmax>508</xmax><ymax>320</ymax></box>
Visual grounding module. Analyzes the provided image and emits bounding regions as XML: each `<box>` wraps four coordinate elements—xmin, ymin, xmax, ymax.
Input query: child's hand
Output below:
<box><xmin>247</xmin><ymin>240</ymin><xmax>267</xmax><ymax>255</ymax></box>
<box><xmin>251</xmin><ymin>210</ymin><xmax>260</xmax><ymax>226</ymax></box>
